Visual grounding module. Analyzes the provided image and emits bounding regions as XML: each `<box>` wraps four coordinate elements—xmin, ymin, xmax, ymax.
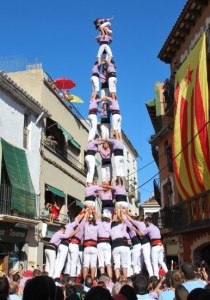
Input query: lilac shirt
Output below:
<box><xmin>106</xmin><ymin>61</ymin><xmax>116</xmax><ymax>73</ymax></box>
<box><xmin>84</xmin><ymin>222</ymin><xmax>98</xmax><ymax>241</ymax></box>
<box><xmin>74</xmin><ymin>218</ymin><xmax>86</xmax><ymax>240</ymax></box>
<box><xmin>91</xmin><ymin>64</ymin><xmax>100</xmax><ymax>76</ymax></box>
<box><xmin>86</xmin><ymin>140</ymin><xmax>102</xmax><ymax>151</ymax></box>
<box><xmin>110</xmin><ymin>222</ymin><xmax>127</xmax><ymax>241</ymax></box>
<box><xmin>132</xmin><ymin>220</ymin><xmax>147</xmax><ymax>232</ymax></box>
<box><xmin>99</xmin><ymin>190</ymin><xmax>113</xmax><ymax>201</ymax></box>
<box><xmin>50</xmin><ymin>231</ymin><xmax>69</xmax><ymax>247</ymax></box>
<box><xmin>65</xmin><ymin>220</ymin><xmax>78</xmax><ymax>235</ymax></box>
<box><xmin>99</xmin><ymin>108</ymin><xmax>111</xmax><ymax>120</ymax></box>
<box><xmin>98</xmin><ymin>148</ymin><xmax>112</xmax><ymax>159</ymax></box>
<box><xmin>97</xmin><ymin>220</ymin><xmax>111</xmax><ymax>238</ymax></box>
<box><xmin>112</xmin><ymin>185</ymin><xmax>127</xmax><ymax>196</ymax></box>
<box><xmin>125</xmin><ymin>219</ymin><xmax>137</xmax><ymax>239</ymax></box>
<box><xmin>96</xmin><ymin>34</ymin><xmax>112</xmax><ymax>45</ymax></box>
<box><xmin>143</xmin><ymin>224</ymin><xmax>161</xmax><ymax>240</ymax></box>
<box><xmin>107</xmin><ymin>99</ymin><xmax>120</xmax><ymax>111</ymax></box>
<box><xmin>89</xmin><ymin>99</ymin><xmax>101</xmax><ymax>111</ymax></box>
<box><xmin>107</xmin><ymin>139</ymin><xmax>124</xmax><ymax>151</ymax></box>
<box><xmin>85</xmin><ymin>185</ymin><xmax>103</xmax><ymax>197</ymax></box>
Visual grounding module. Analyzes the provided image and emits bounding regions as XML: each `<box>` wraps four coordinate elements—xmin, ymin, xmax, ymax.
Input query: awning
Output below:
<box><xmin>57</xmin><ymin>124</ymin><xmax>81</xmax><ymax>150</ymax></box>
<box><xmin>76</xmin><ymin>200</ymin><xmax>84</xmax><ymax>208</ymax></box>
<box><xmin>57</xmin><ymin>124</ymin><xmax>73</xmax><ymax>142</ymax></box>
<box><xmin>46</xmin><ymin>184</ymin><xmax>65</xmax><ymax>198</ymax></box>
<box><xmin>1</xmin><ymin>138</ymin><xmax>36</xmax><ymax>215</ymax></box>
<box><xmin>70</xmin><ymin>139</ymin><xmax>81</xmax><ymax>150</ymax></box>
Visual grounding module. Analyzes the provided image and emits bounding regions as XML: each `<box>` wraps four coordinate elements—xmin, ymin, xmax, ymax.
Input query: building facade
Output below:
<box><xmin>146</xmin><ymin>0</ymin><xmax>210</xmax><ymax>267</ymax></box>
<box><xmin>0</xmin><ymin>71</ymin><xmax>48</xmax><ymax>273</ymax></box>
<box><xmin>8</xmin><ymin>68</ymin><xmax>89</xmax><ymax>267</ymax></box>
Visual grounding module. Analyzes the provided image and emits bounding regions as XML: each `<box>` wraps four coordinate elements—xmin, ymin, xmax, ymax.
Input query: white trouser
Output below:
<box><xmin>88</xmin><ymin>114</ymin><xmax>98</xmax><ymax>142</ymax></box>
<box><xmin>112</xmin><ymin>114</ymin><xmax>122</xmax><ymax>132</ymax></box>
<box><xmin>53</xmin><ymin>243</ymin><xmax>69</xmax><ymax>278</ymax></box>
<box><xmin>97</xmin><ymin>242</ymin><xmax>111</xmax><ymax>267</ymax></box>
<box><xmin>45</xmin><ymin>248</ymin><xmax>56</xmax><ymax>277</ymax></box>
<box><xmin>112</xmin><ymin>246</ymin><xmax>128</xmax><ymax>269</ymax></box>
<box><xmin>115</xmin><ymin>201</ymin><xmax>128</xmax><ymax>208</ymax></box>
<box><xmin>85</xmin><ymin>155</ymin><xmax>96</xmax><ymax>183</ymax></box>
<box><xmin>114</xmin><ymin>155</ymin><xmax>124</xmax><ymax>176</ymax></box>
<box><xmin>76</xmin><ymin>250</ymin><xmax>83</xmax><ymax>275</ymax></box>
<box><xmin>141</xmin><ymin>242</ymin><xmax>154</xmax><ymax>278</ymax></box>
<box><xmin>100</xmin><ymin>123</ymin><xmax>111</xmax><ymax>139</ymax></box>
<box><xmin>101</xmin><ymin>163</ymin><xmax>112</xmax><ymax>182</ymax></box>
<box><xmin>131</xmin><ymin>243</ymin><xmax>142</xmax><ymax>274</ymax></box>
<box><xmin>108</xmin><ymin>77</ymin><xmax>117</xmax><ymax>93</ymax></box>
<box><xmin>97</xmin><ymin>44</ymin><xmax>113</xmax><ymax>61</ymax></box>
<box><xmin>151</xmin><ymin>245</ymin><xmax>168</xmax><ymax>278</ymax></box>
<box><xmin>67</xmin><ymin>243</ymin><xmax>80</xmax><ymax>277</ymax></box>
<box><xmin>126</xmin><ymin>247</ymin><xmax>133</xmax><ymax>277</ymax></box>
<box><xmin>91</xmin><ymin>76</ymin><xmax>99</xmax><ymax>92</ymax></box>
<box><xmin>101</xmin><ymin>88</ymin><xmax>110</xmax><ymax>99</ymax></box>
<box><xmin>83</xmin><ymin>246</ymin><xmax>98</xmax><ymax>268</ymax></box>
<box><xmin>84</xmin><ymin>200</ymin><xmax>96</xmax><ymax>208</ymax></box>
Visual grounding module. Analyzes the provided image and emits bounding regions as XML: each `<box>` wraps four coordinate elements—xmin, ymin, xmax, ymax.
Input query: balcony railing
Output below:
<box><xmin>40</xmin><ymin>207</ymin><xmax>69</xmax><ymax>225</ymax></box>
<box><xmin>44</xmin><ymin>138</ymin><xmax>86</xmax><ymax>174</ymax></box>
<box><xmin>0</xmin><ymin>184</ymin><xmax>38</xmax><ymax>220</ymax></box>
<box><xmin>158</xmin><ymin>189</ymin><xmax>210</xmax><ymax>233</ymax></box>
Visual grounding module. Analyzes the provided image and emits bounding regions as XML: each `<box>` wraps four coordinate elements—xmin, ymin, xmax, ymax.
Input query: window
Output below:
<box><xmin>23</xmin><ymin>114</ymin><xmax>29</xmax><ymax>149</ymax></box>
<box><xmin>127</xmin><ymin>151</ymin><xmax>130</xmax><ymax>162</ymax></box>
<box><xmin>133</xmin><ymin>159</ymin><xmax>136</xmax><ymax>169</ymax></box>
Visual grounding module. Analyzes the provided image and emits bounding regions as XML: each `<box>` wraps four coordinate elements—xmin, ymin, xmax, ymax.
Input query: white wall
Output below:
<box><xmin>0</xmin><ymin>90</ymin><xmax>42</xmax><ymax>194</ymax></box>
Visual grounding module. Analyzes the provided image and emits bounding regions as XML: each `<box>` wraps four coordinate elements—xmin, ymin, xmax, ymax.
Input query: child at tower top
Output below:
<box><xmin>94</xmin><ymin>17</ymin><xmax>114</xmax><ymax>36</ymax></box>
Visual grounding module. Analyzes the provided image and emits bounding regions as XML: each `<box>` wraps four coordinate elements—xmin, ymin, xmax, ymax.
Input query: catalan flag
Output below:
<box><xmin>172</xmin><ymin>34</ymin><xmax>210</xmax><ymax>200</ymax></box>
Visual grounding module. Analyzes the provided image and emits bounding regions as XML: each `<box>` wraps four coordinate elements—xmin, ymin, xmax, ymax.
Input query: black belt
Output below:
<box><xmin>112</xmin><ymin>238</ymin><xmax>125</xmax><ymax>249</ymax></box>
<box><xmin>60</xmin><ymin>239</ymin><xmax>70</xmax><ymax>246</ymax></box>
<box><xmin>102</xmin><ymin>200</ymin><xmax>114</xmax><ymax>208</ymax></box>
<box><xmin>101</xmin><ymin>118</ymin><xmax>110</xmax><ymax>124</ymax></box>
<box><xmin>86</xmin><ymin>150</ymin><xmax>96</xmax><ymax>156</ymax></box>
<box><xmin>115</xmin><ymin>195</ymin><xmax>127</xmax><ymax>202</ymax></box>
<box><xmin>108</xmin><ymin>72</ymin><xmax>116</xmax><ymax>78</ymax></box>
<box><xmin>88</xmin><ymin>109</ymin><xmax>98</xmax><ymax>115</ymax></box>
<box><xmin>102</xmin><ymin>158</ymin><xmax>111</xmax><ymax>166</ymax></box>
<box><xmin>112</xmin><ymin>110</ymin><xmax>120</xmax><ymax>115</ymax></box>
<box><xmin>141</xmin><ymin>236</ymin><xmax>150</xmax><ymax>245</ymax></box>
<box><xmin>92</xmin><ymin>73</ymin><xmax>99</xmax><ymax>77</ymax></box>
<box><xmin>131</xmin><ymin>236</ymin><xmax>140</xmax><ymax>246</ymax></box>
<box><xmin>85</xmin><ymin>196</ymin><xmax>96</xmax><ymax>201</ymax></box>
<box><xmin>101</xmin><ymin>83</ymin><xmax>108</xmax><ymax>89</ymax></box>
<box><xmin>113</xmin><ymin>149</ymin><xmax>123</xmax><ymax>156</ymax></box>
<box><xmin>100</xmin><ymin>41</ymin><xmax>109</xmax><ymax>45</ymax></box>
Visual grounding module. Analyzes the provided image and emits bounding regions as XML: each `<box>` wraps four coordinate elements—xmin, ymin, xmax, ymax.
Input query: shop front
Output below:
<box><xmin>0</xmin><ymin>222</ymin><xmax>28</xmax><ymax>274</ymax></box>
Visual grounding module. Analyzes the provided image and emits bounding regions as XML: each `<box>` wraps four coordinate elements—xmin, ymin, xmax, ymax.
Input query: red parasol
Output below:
<box><xmin>54</xmin><ymin>78</ymin><xmax>76</xmax><ymax>90</ymax></box>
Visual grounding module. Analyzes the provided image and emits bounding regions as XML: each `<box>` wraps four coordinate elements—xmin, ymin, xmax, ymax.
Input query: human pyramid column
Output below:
<box><xmin>83</xmin><ymin>17</ymin><xmax>135</xmax><ymax>281</ymax></box>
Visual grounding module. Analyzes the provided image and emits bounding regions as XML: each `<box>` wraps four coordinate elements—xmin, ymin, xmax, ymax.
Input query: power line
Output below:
<box><xmin>134</xmin><ymin>119</ymin><xmax>210</xmax><ymax>192</ymax></box>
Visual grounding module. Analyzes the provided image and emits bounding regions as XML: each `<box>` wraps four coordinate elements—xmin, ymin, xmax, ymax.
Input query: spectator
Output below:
<box><xmin>33</xmin><ymin>268</ymin><xmax>42</xmax><ymax>277</ymax></box>
<box><xmin>55</xmin><ymin>286</ymin><xmax>64</xmax><ymax>300</ymax></box>
<box><xmin>84</xmin><ymin>286</ymin><xmax>113</xmax><ymax>300</ymax></box>
<box><xmin>83</xmin><ymin>275</ymin><xmax>93</xmax><ymax>292</ymax></box>
<box><xmin>174</xmin><ymin>284</ymin><xmax>189</xmax><ymax>300</ymax></box>
<box><xmin>9</xmin><ymin>281</ymin><xmax>21</xmax><ymax>300</ymax></box>
<box><xmin>181</xmin><ymin>262</ymin><xmax>206</xmax><ymax>292</ymax></box>
<box><xmin>12</xmin><ymin>273</ymin><xmax>20</xmax><ymax>284</ymax></box>
<box><xmin>120</xmin><ymin>284</ymin><xmax>137</xmax><ymax>300</ymax></box>
<box><xmin>0</xmin><ymin>277</ymin><xmax>9</xmax><ymax>300</ymax></box>
<box><xmin>158</xmin><ymin>270</ymin><xmax>184</xmax><ymax>300</ymax></box>
<box><xmin>134</xmin><ymin>274</ymin><xmax>154</xmax><ymax>300</ymax></box>
<box><xmin>112</xmin><ymin>282</ymin><xmax>122</xmax><ymax>296</ymax></box>
<box><xmin>22</xmin><ymin>276</ymin><xmax>56</xmax><ymax>300</ymax></box>
<box><xmin>187</xmin><ymin>287</ymin><xmax>209</xmax><ymax>300</ymax></box>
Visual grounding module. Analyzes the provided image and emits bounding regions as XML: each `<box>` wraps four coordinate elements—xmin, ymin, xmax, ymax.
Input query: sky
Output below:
<box><xmin>0</xmin><ymin>0</ymin><xmax>187</xmax><ymax>203</ymax></box>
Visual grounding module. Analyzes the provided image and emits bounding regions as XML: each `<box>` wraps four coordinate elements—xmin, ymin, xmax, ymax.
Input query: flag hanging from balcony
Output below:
<box><xmin>172</xmin><ymin>33</ymin><xmax>210</xmax><ymax>200</ymax></box>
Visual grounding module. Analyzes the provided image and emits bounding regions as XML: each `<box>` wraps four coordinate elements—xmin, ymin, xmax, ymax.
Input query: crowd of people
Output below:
<box><xmin>0</xmin><ymin>261</ymin><xmax>210</xmax><ymax>300</ymax></box>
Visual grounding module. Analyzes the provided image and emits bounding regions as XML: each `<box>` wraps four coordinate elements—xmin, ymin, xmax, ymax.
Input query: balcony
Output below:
<box><xmin>44</xmin><ymin>137</ymin><xmax>86</xmax><ymax>175</ymax></box>
<box><xmin>153</xmin><ymin>179</ymin><xmax>161</xmax><ymax>206</ymax></box>
<box><xmin>163</xmin><ymin>78</ymin><xmax>174</xmax><ymax>117</ymax></box>
<box><xmin>0</xmin><ymin>184</ymin><xmax>39</xmax><ymax>225</ymax></box>
<box><xmin>159</xmin><ymin>189</ymin><xmax>210</xmax><ymax>233</ymax></box>
<box><xmin>39</xmin><ymin>207</ymin><xmax>69</xmax><ymax>225</ymax></box>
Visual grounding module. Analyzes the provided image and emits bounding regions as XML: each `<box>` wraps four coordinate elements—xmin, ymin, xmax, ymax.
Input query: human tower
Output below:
<box><xmin>44</xmin><ymin>18</ymin><xmax>168</xmax><ymax>283</ymax></box>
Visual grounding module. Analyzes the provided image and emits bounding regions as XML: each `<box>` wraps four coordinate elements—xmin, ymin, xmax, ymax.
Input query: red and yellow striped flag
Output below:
<box><xmin>172</xmin><ymin>34</ymin><xmax>210</xmax><ymax>200</ymax></box>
